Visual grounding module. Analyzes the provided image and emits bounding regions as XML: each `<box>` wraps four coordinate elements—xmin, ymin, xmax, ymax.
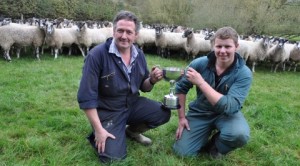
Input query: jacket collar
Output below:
<box><xmin>206</xmin><ymin>51</ymin><xmax>245</xmax><ymax>72</ymax></box>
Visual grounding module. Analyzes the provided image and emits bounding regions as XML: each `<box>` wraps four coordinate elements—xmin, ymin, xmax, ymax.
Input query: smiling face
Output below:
<box><xmin>214</xmin><ymin>38</ymin><xmax>238</xmax><ymax>65</ymax></box>
<box><xmin>113</xmin><ymin>19</ymin><xmax>138</xmax><ymax>52</ymax></box>
<box><xmin>211</xmin><ymin>27</ymin><xmax>239</xmax><ymax>66</ymax></box>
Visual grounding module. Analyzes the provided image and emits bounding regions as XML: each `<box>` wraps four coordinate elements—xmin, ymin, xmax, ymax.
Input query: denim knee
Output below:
<box><xmin>173</xmin><ymin>140</ymin><xmax>199</xmax><ymax>157</ymax></box>
<box><xmin>173</xmin><ymin>145</ymin><xmax>195</xmax><ymax>157</ymax></box>
<box><xmin>150</xmin><ymin>107</ymin><xmax>171</xmax><ymax>128</ymax></box>
<box><xmin>160</xmin><ymin>108</ymin><xmax>171</xmax><ymax>124</ymax></box>
<box><xmin>233</xmin><ymin>133</ymin><xmax>250</xmax><ymax>147</ymax></box>
<box><xmin>218</xmin><ymin>131</ymin><xmax>250</xmax><ymax>153</ymax></box>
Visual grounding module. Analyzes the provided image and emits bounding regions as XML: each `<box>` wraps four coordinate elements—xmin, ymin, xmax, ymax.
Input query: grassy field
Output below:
<box><xmin>0</xmin><ymin>54</ymin><xmax>299</xmax><ymax>166</ymax></box>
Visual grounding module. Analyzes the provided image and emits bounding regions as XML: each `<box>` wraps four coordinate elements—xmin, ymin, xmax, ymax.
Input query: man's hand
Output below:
<box><xmin>176</xmin><ymin>117</ymin><xmax>190</xmax><ymax>140</ymax></box>
<box><xmin>149</xmin><ymin>66</ymin><xmax>163</xmax><ymax>84</ymax></box>
<box><xmin>185</xmin><ymin>67</ymin><xmax>204</xmax><ymax>87</ymax></box>
<box><xmin>94</xmin><ymin>128</ymin><xmax>116</xmax><ymax>153</ymax></box>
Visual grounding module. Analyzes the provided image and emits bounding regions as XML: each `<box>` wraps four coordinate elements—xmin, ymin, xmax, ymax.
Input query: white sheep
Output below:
<box><xmin>182</xmin><ymin>29</ymin><xmax>211</xmax><ymax>59</ymax></box>
<box><xmin>287</xmin><ymin>42</ymin><xmax>300</xmax><ymax>72</ymax></box>
<box><xmin>44</xmin><ymin>21</ymin><xmax>85</xmax><ymax>59</ymax></box>
<box><xmin>103</xmin><ymin>21</ymin><xmax>113</xmax><ymax>28</ymax></box>
<box><xmin>76</xmin><ymin>22</ymin><xmax>113</xmax><ymax>54</ymax></box>
<box><xmin>171</xmin><ymin>25</ymin><xmax>185</xmax><ymax>33</ymax></box>
<box><xmin>195</xmin><ymin>28</ymin><xmax>212</xmax><ymax>38</ymax></box>
<box><xmin>266</xmin><ymin>38</ymin><xmax>292</xmax><ymax>72</ymax></box>
<box><xmin>135</xmin><ymin>28</ymin><xmax>156</xmax><ymax>51</ymax></box>
<box><xmin>0</xmin><ymin>22</ymin><xmax>45</xmax><ymax>61</ymax></box>
<box><xmin>154</xmin><ymin>26</ymin><xmax>187</xmax><ymax>58</ymax></box>
<box><xmin>237</xmin><ymin>36</ymin><xmax>270</xmax><ymax>72</ymax></box>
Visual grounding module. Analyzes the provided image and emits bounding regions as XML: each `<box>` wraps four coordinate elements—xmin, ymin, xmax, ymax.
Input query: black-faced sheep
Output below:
<box><xmin>182</xmin><ymin>29</ymin><xmax>211</xmax><ymax>59</ymax></box>
<box><xmin>266</xmin><ymin>38</ymin><xmax>291</xmax><ymax>72</ymax></box>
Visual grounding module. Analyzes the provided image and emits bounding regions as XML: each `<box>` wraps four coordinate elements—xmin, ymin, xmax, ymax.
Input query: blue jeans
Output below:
<box><xmin>173</xmin><ymin>111</ymin><xmax>250</xmax><ymax>156</ymax></box>
<box><xmin>87</xmin><ymin>96</ymin><xmax>171</xmax><ymax>163</ymax></box>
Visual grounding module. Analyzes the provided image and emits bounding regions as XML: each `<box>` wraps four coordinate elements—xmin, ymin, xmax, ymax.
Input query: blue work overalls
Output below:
<box><xmin>77</xmin><ymin>38</ymin><xmax>171</xmax><ymax>162</ymax></box>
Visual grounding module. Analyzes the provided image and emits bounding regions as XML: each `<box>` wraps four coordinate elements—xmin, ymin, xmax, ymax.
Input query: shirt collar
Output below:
<box><xmin>109</xmin><ymin>39</ymin><xmax>138</xmax><ymax>60</ymax></box>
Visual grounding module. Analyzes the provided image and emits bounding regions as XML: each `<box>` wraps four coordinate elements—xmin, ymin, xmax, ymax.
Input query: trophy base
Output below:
<box><xmin>163</xmin><ymin>94</ymin><xmax>180</xmax><ymax>110</ymax></box>
<box><xmin>161</xmin><ymin>104</ymin><xmax>181</xmax><ymax>110</ymax></box>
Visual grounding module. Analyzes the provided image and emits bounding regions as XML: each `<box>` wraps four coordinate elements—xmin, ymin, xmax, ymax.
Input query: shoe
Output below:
<box><xmin>201</xmin><ymin>131</ymin><xmax>223</xmax><ymax>159</ymax></box>
<box><xmin>125</xmin><ymin>126</ymin><xmax>152</xmax><ymax>146</ymax></box>
<box><xmin>208</xmin><ymin>144</ymin><xmax>223</xmax><ymax>159</ymax></box>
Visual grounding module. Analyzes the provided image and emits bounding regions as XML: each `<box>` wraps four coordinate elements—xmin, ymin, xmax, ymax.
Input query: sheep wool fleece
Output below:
<box><xmin>77</xmin><ymin>38</ymin><xmax>171</xmax><ymax>162</ymax></box>
<box><xmin>173</xmin><ymin>52</ymin><xmax>253</xmax><ymax>156</ymax></box>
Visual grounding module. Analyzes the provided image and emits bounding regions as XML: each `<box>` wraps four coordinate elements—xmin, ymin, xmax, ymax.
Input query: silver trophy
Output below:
<box><xmin>162</xmin><ymin>67</ymin><xmax>183</xmax><ymax>109</ymax></box>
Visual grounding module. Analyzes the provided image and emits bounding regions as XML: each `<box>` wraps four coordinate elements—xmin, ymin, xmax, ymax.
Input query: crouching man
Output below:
<box><xmin>173</xmin><ymin>27</ymin><xmax>253</xmax><ymax>159</ymax></box>
<box><xmin>77</xmin><ymin>10</ymin><xmax>171</xmax><ymax>163</ymax></box>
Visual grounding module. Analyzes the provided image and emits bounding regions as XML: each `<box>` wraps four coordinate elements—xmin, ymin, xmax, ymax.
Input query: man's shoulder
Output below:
<box><xmin>190</xmin><ymin>56</ymin><xmax>209</xmax><ymax>67</ymax></box>
<box><xmin>89</xmin><ymin>42</ymin><xmax>109</xmax><ymax>56</ymax></box>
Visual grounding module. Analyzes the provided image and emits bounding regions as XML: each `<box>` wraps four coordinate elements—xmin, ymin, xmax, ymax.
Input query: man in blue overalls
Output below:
<box><xmin>77</xmin><ymin>10</ymin><xmax>171</xmax><ymax>163</ymax></box>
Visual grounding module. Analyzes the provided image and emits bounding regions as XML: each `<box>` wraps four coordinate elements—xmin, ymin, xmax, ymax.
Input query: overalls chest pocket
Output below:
<box><xmin>99</xmin><ymin>71</ymin><xmax>118</xmax><ymax>96</ymax></box>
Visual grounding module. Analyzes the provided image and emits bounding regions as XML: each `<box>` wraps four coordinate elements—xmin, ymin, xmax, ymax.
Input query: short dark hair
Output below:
<box><xmin>112</xmin><ymin>10</ymin><xmax>140</xmax><ymax>33</ymax></box>
<box><xmin>211</xmin><ymin>26</ymin><xmax>239</xmax><ymax>46</ymax></box>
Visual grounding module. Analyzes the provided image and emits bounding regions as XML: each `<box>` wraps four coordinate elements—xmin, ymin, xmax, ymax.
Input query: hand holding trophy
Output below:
<box><xmin>162</xmin><ymin>67</ymin><xmax>183</xmax><ymax>109</ymax></box>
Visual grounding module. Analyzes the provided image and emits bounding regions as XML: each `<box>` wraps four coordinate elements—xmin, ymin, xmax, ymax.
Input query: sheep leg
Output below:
<box><xmin>271</xmin><ymin>63</ymin><xmax>275</xmax><ymax>72</ymax></box>
<box><xmin>287</xmin><ymin>62</ymin><xmax>292</xmax><ymax>71</ymax></box>
<box><xmin>157</xmin><ymin>47</ymin><xmax>162</xmax><ymax>56</ymax></box>
<box><xmin>68</xmin><ymin>47</ymin><xmax>72</xmax><ymax>55</ymax></box>
<box><xmin>77</xmin><ymin>45</ymin><xmax>85</xmax><ymax>57</ymax></box>
<box><xmin>161</xmin><ymin>48</ymin><xmax>164</xmax><ymax>58</ymax></box>
<box><xmin>161</xmin><ymin>48</ymin><xmax>166</xmax><ymax>58</ymax></box>
<box><xmin>283</xmin><ymin>62</ymin><xmax>286</xmax><ymax>71</ymax></box>
<box><xmin>16</xmin><ymin>48</ymin><xmax>21</xmax><ymax>59</ymax></box>
<box><xmin>24</xmin><ymin>46</ymin><xmax>27</xmax><ymax>53</ymax></box>
<box><xmin>86</xmin><ymin>47</ymin><xmax>90</xmax><ymax>55</ymax></box>
<box><xmin>41</xmin><ymin>46</ymin><xmax>44</xmax><ymax>55</ymax></box>
<box><xmin>251</xmin><ymin>62</ymin><xmax>256</xmax><ymax>73</ymax></box>
<box><xmin>54</xmin><ymin>48</ymin><xmax>59</xmax><ymax>59</ymax></box>
<box><xmin>35</xmin><ymin>47</ymin><xmax>40</xmax><ymax>60</ymax></box>
<box><xmin>270</xmin><ymin>64</ymin><xmax>273</xmax><ymax>72</ymax></box>
<box><xmin>294</xmin><ymin>64</ymin><xmax>298</xmax><ymax>72</ymax></box>
<box><xmin>157</xmin><ymin>47</ymin><xmax>165</xmax><ymax>58</ymax></box>
<box><xmin>274</xmin><ymin>63</ymin><xmax>279</xmax><ymax>73</ymax></box>
<box><xmin>4</xmin><ymin>49</ymin><xmax>12</xmax><ymax>61</ymax></box>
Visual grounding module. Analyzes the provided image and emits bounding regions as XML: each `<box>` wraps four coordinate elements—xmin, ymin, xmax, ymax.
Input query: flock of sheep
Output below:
<box><xmin>0</xmin><ymin>18</ymin><xmax>113</xmax><ymax>61</ymax></box>
<box><xmin>0</xmin><ymin>17</ymin><xmax>299</xmax><ymax>72</ymax></box>
<box><xmin>137</xmin><ymin>25</ymin><xmax>300</xmax><ymax>73</ymax></box>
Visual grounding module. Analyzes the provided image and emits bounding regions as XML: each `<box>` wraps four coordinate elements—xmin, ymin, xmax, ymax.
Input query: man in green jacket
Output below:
<box><xmin>173</xmin><ymin>26</ymin><xmax>253</xmax><ymax>159</ymax></box>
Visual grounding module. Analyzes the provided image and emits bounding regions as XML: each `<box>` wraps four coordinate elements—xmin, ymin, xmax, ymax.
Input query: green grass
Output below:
<box><xmin>0</xmin><ymin>53</ymin><xmax>299</xmax><ymax>166</ymax></box>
